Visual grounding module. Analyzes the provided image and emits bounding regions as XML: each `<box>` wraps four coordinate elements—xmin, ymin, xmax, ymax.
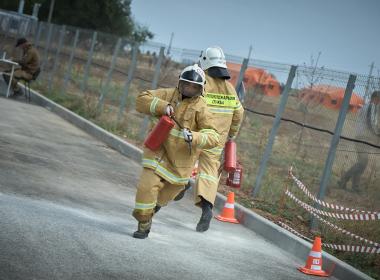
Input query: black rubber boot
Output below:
<box><xmin>196</xmin><ymin>199</ymin><xmax>213</xmax><ymax>232</ymax></box>
<box><xmin>133</xmin><ymin>220</ymin><xmax>152</xmax><ymax>239</ymax></box>
<box><xmin>174</xmin><ymin>182</ymin><xmax>191</xmax><ymax>201</ymax></box>
<box><xmin>154</xmin><ymin>205</ymin><xmax>161</xmax><ymax>214</ymax></box>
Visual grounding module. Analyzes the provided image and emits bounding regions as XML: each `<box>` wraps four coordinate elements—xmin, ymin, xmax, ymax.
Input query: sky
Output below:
<box><xmin>131</xmin><ymin>0</ymin><xmax>380</xmax><ymax>76</ymax></box>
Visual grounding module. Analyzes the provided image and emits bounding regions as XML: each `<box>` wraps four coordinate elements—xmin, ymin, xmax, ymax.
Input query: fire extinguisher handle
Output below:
<box><xmin>172</xmin><ymin>116</ymin><xmax>192</xmax><ymax>155</ymax></box>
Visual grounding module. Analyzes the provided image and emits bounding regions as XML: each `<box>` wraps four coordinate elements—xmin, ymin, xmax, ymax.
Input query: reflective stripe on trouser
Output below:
<box><xmin>194</xmin><ymin>150</ymin><xmax>221</xmax><ymax>206</ymax></box>
<box><xmin>133</xmin><ymin>168</ymin><xmax>185</xmax><ymax>222</ymax></box>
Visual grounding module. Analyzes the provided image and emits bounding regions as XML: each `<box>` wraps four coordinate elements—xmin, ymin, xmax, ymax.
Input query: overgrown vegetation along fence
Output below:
<box><xmin>0</xmin><ymin>11</ymin><xmax>379</xmax><ymax>278</ymax></box>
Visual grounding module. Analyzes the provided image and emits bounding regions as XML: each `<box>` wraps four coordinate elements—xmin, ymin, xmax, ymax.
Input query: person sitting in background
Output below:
<box><xmin>2</xmin><ymin>38</ymin><xmax>40</xmax><ymax>97</ymax></box>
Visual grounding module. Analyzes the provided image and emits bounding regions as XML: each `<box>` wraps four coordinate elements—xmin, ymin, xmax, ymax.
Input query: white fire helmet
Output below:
<box><xmin>199</xmin><ymin>46</ymin><xmax>227</xmax><ymax>70</ymax></box>
<box><xmin>179</xmin><ymin>64</ymin><xmax>206</xmax><ymax>90</ymax></box>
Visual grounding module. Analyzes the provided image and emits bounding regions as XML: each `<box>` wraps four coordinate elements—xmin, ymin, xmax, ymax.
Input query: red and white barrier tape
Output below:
<box><xmin>277</xmin><ymin>221</ymin><xmax>313</xmax><ymax>242</ymax></box>
<box><xmin>289</xmin><ymin>167</ymin><xmax>379</xmax><ymax>217</ymax></box>
<box><xmin>277</xmin><ymin>221</ymin><xmax>380</xmax><ymax>254</ymax></box>
<box><xmin>285</xmin><ymin>189</ymin><xmax>379</xmax><ymax>221</ymax></box>
<box><xmin>285</xmin><ymin>189</ymin><xmax>379</xmax><ymax>247</ymax></box>
<box><xmin>323</xmin><ymin>243</ymin><xmax>380</xmax><ymax>253</ymax></box>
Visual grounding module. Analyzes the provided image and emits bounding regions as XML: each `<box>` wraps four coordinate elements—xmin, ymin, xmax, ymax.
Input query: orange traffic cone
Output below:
<box><xmin>215</xmin><ymin>191</ymin><xmax>239</xmax><ymax>224</ymax></box>
<box><xmin>298</xmin><ymin>236</ymin><xmax>329</xmax><ymax>277</ymax></box>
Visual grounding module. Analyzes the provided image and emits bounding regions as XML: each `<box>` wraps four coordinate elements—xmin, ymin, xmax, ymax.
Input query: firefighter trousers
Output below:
<box><xmin>133</xmin><ymin>168</ymin><xmax>185</xmax><ymax>222</ymax></box>
<box><xmin>194</xmin><ymin>150</ymin><xmax>221</xmax><ymax>207</ymax></box>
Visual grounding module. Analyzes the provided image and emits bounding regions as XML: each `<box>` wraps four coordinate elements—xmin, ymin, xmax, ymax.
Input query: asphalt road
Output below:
<box><xmin>0</xmin><ymin>95</ymin><xmax>336</xmax><ymax>280</ymax></box>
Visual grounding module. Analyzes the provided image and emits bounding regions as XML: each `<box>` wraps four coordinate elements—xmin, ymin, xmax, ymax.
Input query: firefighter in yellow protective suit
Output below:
<box><xmin>174</xmin><ymin>46</ymin><xmax>244</xmax><ymax>232</ymax></box>
<box><xmin>133</xmin><ymin>64</ymin><xmax>220</xmax><ymax>239</ymax></box>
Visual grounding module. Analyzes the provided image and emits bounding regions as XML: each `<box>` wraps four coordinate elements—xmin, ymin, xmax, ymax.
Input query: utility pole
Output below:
<box><xmin>47</xmin><ymin>0</ymin><xmax>56</xmax><ymax>23</ymax></box>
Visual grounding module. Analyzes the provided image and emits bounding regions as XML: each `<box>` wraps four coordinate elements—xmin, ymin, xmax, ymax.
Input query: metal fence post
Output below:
<box><xmin>0</xmin><ymin>15</ymin><xmax>4</xmax><ymax>32</ymax></box>
<box><xmin>6</xmin><ymin>16</ymin><xmax>13</xmax><ymax>39</ymax></box>
<box><xmin>40</xmin><ymin>23</ymin><xmax>54</xmax><ymax>73</ymax></box>
<box><xmin>48</xmin><ymin>25</ymin><xmax>65</xmax><ymax>93</ymax></box>
<box><xmin>138</xmin><ymin>46</ymin><xmax>165</xmax><ymax>140</ymax></box>
<box><xmin>81</xmin><ymin>31</ymin><xmax>97</xmax><ymax>93</ymax></box>
<box><xmin>235</xmin><ymin>58</ymin><xmax>249</xmax><ymax>101</ymax></box>
<box><xmin>3</xmin><ymin>16</ymin><xmax>9</xmax><ymax>39</ymax></box>
<box><xmin>61</xmin><ymin>29</ymin><xmax>80</xmax><ymax>94</ymax></box>
<box><xmin>0</xmin><ymin>13</ymin><xmax>3</xmax><ymax>25</ymax></box>
<box><xmin>33</xmin><ymin>21</ymin><xmax>40</xmax><ymax>44</ymax></box>
<box><xmin>25</xmin><ymin>18</ymin><xmax>33</xmax><ymax>38</ymax></box>
<box><xmin>23</xmin><ymin>19</ymin><xmax>29</xmax><ymax>37</ymax></box>
<box><xmin>0</xmin><ymin>16</ymin><xmax>7</xmax><ymax>52</ymax></box>
<box><xmin>97</xmin><ymin>37</ymin><xmax>122</xmax><ymax>112</ymax></box>
<box><xmin>252</xmin><ymin>65</ymin><xmax>297</xmax><ymax>197</ymax></box>
<box><xmin>364</xmin><ymin>62</ymin><xmax>374</xmax><ymax>101</ymax></box>
<box><xmin>34</xmin><ymin>21</ymin><xmax>43</xmax><ymax>48</ymax></box>
<box><xmin>2</xmin><ymin>17</ymin><xmax>11</xmax><ymax>45</ymax></box>
<box><xmin>117</xmin><ymin>44</ymin><xmax>139</xmax><ymax>122</ymax></box>
<box><xmin>151</xmin><ymin>47</ymin><xmax>165</xmax><ymax>90</ymax></box>
<box><xmin>311</xmin><ymin>74</ymin><xmax>356</xmax><ymax>229</ymax></box>
<box><xmin>16</xmin><ymin>18</ymin><xmax>23</xmax><ymax>38</ymax></box>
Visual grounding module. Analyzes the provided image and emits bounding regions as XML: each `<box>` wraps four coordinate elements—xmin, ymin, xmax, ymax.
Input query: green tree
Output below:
<box><xmin>0</xmin><ymin>0</ymin><xmax>153</xmax><ymax>43</ymax></box>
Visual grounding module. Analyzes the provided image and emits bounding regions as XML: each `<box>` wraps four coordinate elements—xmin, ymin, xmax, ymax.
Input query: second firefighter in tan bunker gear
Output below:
<box><xmin>132</xmin><ymin>64</ymin><xmax>220</xmax><ymax>239</ymax></box>
<box><xmin>175</xmin><ymin>46</ymin><xmax>244</xmax><ymax>232</ymax></box>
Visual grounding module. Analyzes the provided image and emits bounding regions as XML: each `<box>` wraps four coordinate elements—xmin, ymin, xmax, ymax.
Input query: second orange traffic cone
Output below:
<box><xmin>298</xmin><ymin>236</ymin><xmax>329</xmax><ymax>277</ymax></box>
<box><xmin>215</xmin><ymin>191</ymin><xmax>239</xmax><ymax>224</ymax></box>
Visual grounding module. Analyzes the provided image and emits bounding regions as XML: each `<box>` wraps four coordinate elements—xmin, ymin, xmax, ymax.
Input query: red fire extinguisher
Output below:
<box><xmin>226</xmin><ymin>162</ymin><xmax>243</xmax><ymax>189</ymax></box>
<box><xmin>224</xmin><ymin>139</ymin><xmax>237</xmax><ymax>172</ymax></box>
<box><xmin>144</xmin><ymin>115</ymin><xmax>175</xmax><ymax>151</ymax></box>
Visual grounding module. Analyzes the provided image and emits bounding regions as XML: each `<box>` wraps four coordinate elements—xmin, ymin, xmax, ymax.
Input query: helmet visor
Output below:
<box><xmin>180</xmin><ymin>70</ymin><xmax>204</xmax><ymax>84</ymax></box>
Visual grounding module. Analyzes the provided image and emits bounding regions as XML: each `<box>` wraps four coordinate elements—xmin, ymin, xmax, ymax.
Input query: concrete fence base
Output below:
<box><xmin>23</xmin><ymin>88</ymin><xmax>373</xmax><ymax>280</ymax></box>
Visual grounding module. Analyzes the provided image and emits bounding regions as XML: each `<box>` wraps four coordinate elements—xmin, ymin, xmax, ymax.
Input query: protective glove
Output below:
<box><xmin>182</xmin><ymin>128</ymin><xmax>193</xmax><ymax>143</ymax></box>
<box><xmin>228</xmin><ymin>135</ymin><xmax>235</xmax><ymax>141</ymax></box>
<box><xmin>165</xmin><ymin>104</ymin><xmax>174</xmax><ymax>116</ymax></box>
